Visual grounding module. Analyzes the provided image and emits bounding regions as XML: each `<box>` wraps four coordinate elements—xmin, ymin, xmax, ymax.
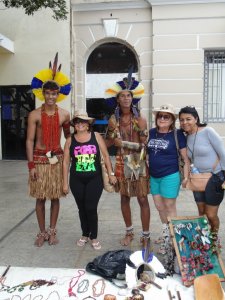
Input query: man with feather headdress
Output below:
<box><xmin>105</xmin><ymin>73</ymin><xmax>150</xmax><ymax>247</ymax></box>
<box><xmin>26</xmin><ymin>53</ymin><xmax>71</xmax><ymax>247</ymax></box>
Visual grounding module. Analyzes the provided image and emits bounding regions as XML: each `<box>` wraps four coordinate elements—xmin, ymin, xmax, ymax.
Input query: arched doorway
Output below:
<box><xmin>86</xmin><ymin>42</ymin><xmax>138</xmax><ymax>135</ymax></box>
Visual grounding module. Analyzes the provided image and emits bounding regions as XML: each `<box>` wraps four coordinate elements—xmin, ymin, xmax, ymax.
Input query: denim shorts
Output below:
<box><xmin>193</xmin><ymin>171</ymin><xmax>225</xmax><ymax>206</ymax></box>
<box><xmin>150</xmin><ymin>172</ymin><xmax>181</xmax><ymax>199</ymax></box>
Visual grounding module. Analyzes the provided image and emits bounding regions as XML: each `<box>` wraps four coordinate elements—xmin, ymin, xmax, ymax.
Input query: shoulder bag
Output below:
<box><xmin>174</xmin><ymin>129</ymin><xmax>185</xmax><ymax>181</ymax></box>
<box><xmin>94</xmin><ymin>132</ymin><xmax>115</xmax><ymax>193</ymax></box>
<box><xmin>186</xmin><ymin>160</ymin><xmax>219</xmax><ymax>192</ymax></box>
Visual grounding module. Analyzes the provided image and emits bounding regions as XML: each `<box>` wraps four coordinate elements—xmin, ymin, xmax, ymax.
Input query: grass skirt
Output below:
<box><xmin>29</xmin><ymin>149</ymin><xmax>64</xmax><ymax>200</ymax></box>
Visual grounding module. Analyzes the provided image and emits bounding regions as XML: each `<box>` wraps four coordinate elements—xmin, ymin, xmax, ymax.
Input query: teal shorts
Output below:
<box><xmin>150</xmin><ymin>172</ymin><xmax>181</xmax><ymax>199</ymax></box>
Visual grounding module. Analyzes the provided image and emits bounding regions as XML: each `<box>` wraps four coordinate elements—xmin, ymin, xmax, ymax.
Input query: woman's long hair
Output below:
<box><xmin>178</xmin><ymin>106</ymin><xmax>207</xmax><ymax>127</ymax></box>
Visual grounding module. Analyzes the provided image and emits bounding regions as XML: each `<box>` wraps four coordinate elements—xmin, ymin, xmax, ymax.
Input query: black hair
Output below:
<box><xmin>42</xmin><ymin>80</ymin><xmax>60</xmax><ymax>91</ymax></box>
<box><xmin>116</xmin><ymin>90</ymin><xmax>134</xmax><ymax>99</ymax></box>
<box><xmin>178</xmin><ymin>106</ymin><xmax>207</xmax><ymax>127</ymax></box>
<box><xmin>71</xmin><ymin>117</ymin><xmax>93</xmax><ymax>133</ymax></box>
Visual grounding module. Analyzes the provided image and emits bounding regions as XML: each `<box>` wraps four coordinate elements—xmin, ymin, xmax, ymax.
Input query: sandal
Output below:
<box><xmin>47</xmin><ymin>227</ymin><xmax>59</xmax><ymax>245</ymax></box>
<box><xmin>77</xmin><ymin>237</ymin><xmax>88</xmax><ymax>247</ymax></box>
<box><xmin>91</xmin><ymin>240</ymin><xmax>102</xmax><ymax>250</ymax></box>
<box><xmin>120</xmin><ymin>231</ymin><xmax>134</xmax><ymax>246</ymax></box>
<box><xmin>34</xmin><ymin>231</ymin><xmax>49</xmax><ymax>247</ymax></box>
<box><xmin>140</xmin><ymin>236</ymin><xmax>151</xmax><ymax>248</ymax></box>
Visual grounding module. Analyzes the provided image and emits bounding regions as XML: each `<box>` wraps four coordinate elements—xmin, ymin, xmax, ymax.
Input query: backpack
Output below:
<box><xmin>86</xmin><ymin>250</ymin><xmax>135</xmax><ymax>285</ymax></box>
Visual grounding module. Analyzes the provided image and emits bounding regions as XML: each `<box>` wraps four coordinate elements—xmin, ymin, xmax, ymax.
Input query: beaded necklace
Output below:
<box><xmin>0</xmin><ymin>279</ymin><xmax>55</xmax><ymax>294</ymax></box>
<box><xmin>92</xmin><ymin>278</ymin><xmax>105</xmax><ymax>297</ymax></box>
<box><xmin>77</xmin><ymin>279</ymin><xmax>89</xmax><ymax>293</ymax></box>
<box><xmin>68</xmin><ymin>269</ymin><xmax>85</xmax><ymax>297</ymax></box>
<box><xmin>41</xmin><ymin>104</ymin><xmax>60</xmax><ymax>152</ymax></box>
<box><xmin>119</xmin><ymin>114</ymin><xmax>133</xmax><ymax>142</ymax></box>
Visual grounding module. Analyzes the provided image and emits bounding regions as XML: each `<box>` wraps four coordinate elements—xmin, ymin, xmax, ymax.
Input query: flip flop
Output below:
<box><xmin>77</xmin><ymin>237</ymin><xmax>88</xmax><ymax>247</ymax></box>
<box><xmin>91</xmin><ymin>241</ymin><xmax>102</xmax><ymax>250</ymax></box>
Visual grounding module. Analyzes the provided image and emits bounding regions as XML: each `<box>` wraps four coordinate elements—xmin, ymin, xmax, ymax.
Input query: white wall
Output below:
<box><xmin>0</xmin><ymin>2</ymin><xmax>71</xmax><ymax>113</ymax></box>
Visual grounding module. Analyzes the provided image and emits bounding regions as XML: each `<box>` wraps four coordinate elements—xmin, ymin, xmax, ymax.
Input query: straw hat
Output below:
<box><xmin>71</xmin><ymin>109</ymin><xmax>95</xmax><ymax>125</ymax></box>
<box><xmin>152</xmin><ymin>104</ymin><xmax>178</xmax><ymax>118</ymax></box>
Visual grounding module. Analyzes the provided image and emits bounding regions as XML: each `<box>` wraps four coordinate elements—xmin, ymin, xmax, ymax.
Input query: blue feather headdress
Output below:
<box><xmin>105</xmin><ymin>67</ymin><xmax>144</xmax><ymax>108</ymax></box>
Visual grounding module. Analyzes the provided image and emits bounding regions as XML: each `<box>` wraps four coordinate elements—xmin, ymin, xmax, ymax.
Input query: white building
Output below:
<box><xmin>0</xmin><ymin>0</ymin><xmax>225</xmax><ymax>159</ymax></box>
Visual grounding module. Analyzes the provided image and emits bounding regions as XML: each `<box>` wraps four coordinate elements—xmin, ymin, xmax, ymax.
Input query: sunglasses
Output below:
<box><xmin>157</xmin><ymin>114</ymin><xmax>171</xmax><ymax>120</ymax></box>
<box><xmin>74</xmin><ymin>118</ymin><xmax>89</xmax><ymax>124</ymax></box>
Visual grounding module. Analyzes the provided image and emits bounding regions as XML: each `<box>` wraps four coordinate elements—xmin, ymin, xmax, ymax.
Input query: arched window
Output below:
<box><xmin>87</xmin><ymin>42</ymin><xmax>138</xmax><ymax>74</ymax></box>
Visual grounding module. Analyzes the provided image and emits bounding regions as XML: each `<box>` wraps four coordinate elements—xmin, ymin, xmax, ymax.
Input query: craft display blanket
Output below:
<box><xmin>0</xmin><ymin>266</ymin><xmax>196</xmax><ymax>300</ymax></box>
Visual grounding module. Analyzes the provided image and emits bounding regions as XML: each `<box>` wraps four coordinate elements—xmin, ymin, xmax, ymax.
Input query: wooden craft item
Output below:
<box><xmin>194</xmin><ymin>274</ymin><xmax>225</xmax><ymax>300</ymax></box>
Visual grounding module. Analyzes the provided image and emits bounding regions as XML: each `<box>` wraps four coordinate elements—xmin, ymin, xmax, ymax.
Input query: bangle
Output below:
<box><xmin>28</xmin><ymin>161</ymin><xmax>35</xmax><ymax>170</ymax></box>
<box><xmin>110</xmin><ymin>172</ymin><xmax>115</xmax><ymax>176</ymax></box>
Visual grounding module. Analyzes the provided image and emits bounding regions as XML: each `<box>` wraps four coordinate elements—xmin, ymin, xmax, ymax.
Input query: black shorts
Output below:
<box><xmin>193</xmin><ymin>171</ymin><xmax>225</xmax><ymax>206</ymax></box>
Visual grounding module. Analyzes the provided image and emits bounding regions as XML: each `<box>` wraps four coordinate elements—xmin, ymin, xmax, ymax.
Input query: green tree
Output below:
<box><xmin>1</xmin><ymin>0</ymin><xmax>68</xmax><ymax>20</ymax></box>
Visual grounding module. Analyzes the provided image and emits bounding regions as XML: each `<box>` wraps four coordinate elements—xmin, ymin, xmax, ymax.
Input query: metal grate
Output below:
<box><xmin>204</xmin><ymin>50</ymin><xmax>225</xmax><ymax>122</ymax></box>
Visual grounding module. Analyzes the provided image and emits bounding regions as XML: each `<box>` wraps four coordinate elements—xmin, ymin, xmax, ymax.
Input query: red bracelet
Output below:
<box><xmin>28</xmin><ymin>161</ymin><xmax>35</xmax><ymax>170</ymax></box>
<box><xmin>63</xmin><ymin>122</ymin><xmax>70</xmax><ymax>129</ymax></box>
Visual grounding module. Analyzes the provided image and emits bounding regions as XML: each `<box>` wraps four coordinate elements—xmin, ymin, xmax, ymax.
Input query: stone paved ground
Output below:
<box><xmin>0</xmin><ymin>160</ymin><xmax>224</xmax><ymax>289</ymax></box>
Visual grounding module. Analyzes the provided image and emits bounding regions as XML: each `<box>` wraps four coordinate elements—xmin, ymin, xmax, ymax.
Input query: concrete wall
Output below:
<box><xmin>151</xmin><ymin>2</ymin><xmax>225</xmax><ymax>135</ymax></box>
<box><xmin>72</xmin><ymin>2</ymin><xmax>153</xmax><ymax>124</ymax></box>
<box><xmin>0</xmin><ymin>2</ymin><xmax>71</xmax><ymax>113</ymax></box>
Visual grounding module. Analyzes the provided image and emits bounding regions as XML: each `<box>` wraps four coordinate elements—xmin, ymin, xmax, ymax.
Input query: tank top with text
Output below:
<box><xmin>69</xmin><ymin>131</ymin><xmax>101</xmax><ymax>177</ymax></box>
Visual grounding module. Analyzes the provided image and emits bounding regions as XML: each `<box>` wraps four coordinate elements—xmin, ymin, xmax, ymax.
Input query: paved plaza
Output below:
<box><xmin>0</xmin><ymin>160</ymin><xmax>224</xmax><ymax>290</ymax></box>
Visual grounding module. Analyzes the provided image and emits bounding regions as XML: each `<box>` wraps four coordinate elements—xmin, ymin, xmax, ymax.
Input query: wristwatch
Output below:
<box><xmin>110</xmin><ymin>172</ymin><xmax>115</xmax><ymax>176</ymax></box>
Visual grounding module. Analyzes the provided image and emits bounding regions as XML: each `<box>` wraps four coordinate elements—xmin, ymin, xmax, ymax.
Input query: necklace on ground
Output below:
<box><xmin>92</xmin><ymin>278</ymin><xmax>106</xmax><ymax>297</ymax></box>
<box><xmin>77</xmin><ymin>279</ymin><xmax>89</xmax><ymax>293</ymax></box>
<box><xmin>68</xmin><ymin>269</ymin><xmax>85</xmax><ymax>297</ymax></box>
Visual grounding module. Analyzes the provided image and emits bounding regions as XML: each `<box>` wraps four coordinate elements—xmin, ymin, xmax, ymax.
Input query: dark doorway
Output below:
<box><xmin>87</xmin><ymin>42</ymin><xmax>138</xmax><ymax>74</ymax></box>
<box><xmin>0</xmin><ymin>86</ymin><xmax>35</xmax><ymax>159</ymax></box>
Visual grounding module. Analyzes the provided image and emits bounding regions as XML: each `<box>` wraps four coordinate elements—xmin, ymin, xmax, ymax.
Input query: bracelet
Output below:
<box><xmin>28</xmin><ymin>161</ymin><xmax>35</xmax><ymax>170</ymax></box>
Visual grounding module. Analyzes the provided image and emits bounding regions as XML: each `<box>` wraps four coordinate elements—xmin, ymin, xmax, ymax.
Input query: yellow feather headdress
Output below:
<box><xmin>31</xmin><ymin>53</ymin><xmax>71</xmax><ymax>102</ymax></box>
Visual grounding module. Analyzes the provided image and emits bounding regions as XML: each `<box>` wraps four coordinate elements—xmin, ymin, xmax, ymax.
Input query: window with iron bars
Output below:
<box><xmin>204</xmin><ymin>50</ymin><xmax>225</xmax><ymax>122</ymax></box>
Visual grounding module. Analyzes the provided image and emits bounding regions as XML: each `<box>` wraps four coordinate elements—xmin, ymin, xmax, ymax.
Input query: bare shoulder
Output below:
<box><xmin>136</xmin><ymin>114</ymin><xmax>147</xmax><ymax>128</ymax></box>
<box><xmin>58</xmin><ymin>107</ymin><xmax>70</xmax><ymax>121</ymax></box>
<box><xmin>58</xmin><ymin>106</ymin><xmax>70</xmax><ymax>116</ymax></box>
<box><xmin>29</xmin><ymin>107</ymin><xmax>41</xmax><ymax>120</ymax></box>
<box><xmin>108</xmin><ymin>114</ymin><xmax>117</xmax><ymax>127</ymax></box>
<box><xmin>94</xmin><ymin>131</ymin><xmax>104</xmax><ymax>142</ymax></box>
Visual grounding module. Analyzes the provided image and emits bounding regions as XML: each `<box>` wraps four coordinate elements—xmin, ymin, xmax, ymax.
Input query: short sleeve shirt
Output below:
<box><xmin>147</xmin><ymin>128</ymin><xmax>186</xmax><ymax>178</ymax></box>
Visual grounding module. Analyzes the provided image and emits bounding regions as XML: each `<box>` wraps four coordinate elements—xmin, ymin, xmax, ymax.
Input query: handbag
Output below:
<box><xmin>186</xmin><ymin>172</ymin><xmax>212</xmax><ymax>192</ymax></box>
<box><xmin>174</xmin><ymin>129</ymin><xmax>185</xmax><ymax>181</ymax></box>
<box><xmin>94</xmin><ymin>132</ymin><xmax>115</xmax><ymax>193</ymax></box>
<box><xmin>99</xmin><ymin>150</ymin><xmax>115</xmax><ymax>193</ymax></box>
<box><xmin>186</xmin><ymin>159</ymin><xmax>219</xmax><ymax>192</ymax></box>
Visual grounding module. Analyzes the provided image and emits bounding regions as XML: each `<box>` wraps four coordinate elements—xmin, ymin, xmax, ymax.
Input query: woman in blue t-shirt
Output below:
<box><xmin>147</xmin><ymin>104</ymin><xmax>189</xmax><ymax>254</ymax></box>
